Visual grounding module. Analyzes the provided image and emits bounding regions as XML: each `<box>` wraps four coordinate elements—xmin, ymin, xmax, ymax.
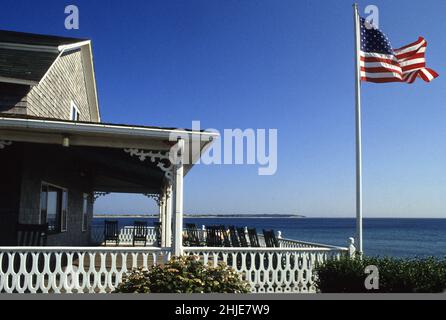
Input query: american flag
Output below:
<box><xmin>360</xmin><ymin>18</ymin><xmax>439</xmax><ymax>83</ymax></box>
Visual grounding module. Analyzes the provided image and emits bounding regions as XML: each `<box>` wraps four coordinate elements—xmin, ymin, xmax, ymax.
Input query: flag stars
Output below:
<box><xmin>360</xmin><ymin>18</ymin><xmax>394</xmax><ymax>54</ymax></box>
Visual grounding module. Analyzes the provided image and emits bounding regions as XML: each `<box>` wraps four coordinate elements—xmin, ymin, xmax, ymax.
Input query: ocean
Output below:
<box><xmin>93</xmin><ymin>218</ymin><xmax>446</xmax><ymax>258</ymax></box>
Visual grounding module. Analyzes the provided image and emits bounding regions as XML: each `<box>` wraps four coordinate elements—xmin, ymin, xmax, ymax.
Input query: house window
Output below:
<box><xmin>70</xmin><ymin>101</ymin><xmax>80</xmax><ymax>121</ymax></box>
<box><xmin>40</xmin><ymin>183</ymin><xmax>68</xmax><ymax>233</ymax></box>
<box><xmin>82</xmin><ymin>194</ymin><xmax>89</xmax><ymax>232</ymax></box>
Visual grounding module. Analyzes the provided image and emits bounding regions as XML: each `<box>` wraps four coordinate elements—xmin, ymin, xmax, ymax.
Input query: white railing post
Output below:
<box><xmin>201</xmin><ymin>225</ymin><xmax>206</xmax><ymax>243</ymax></box>
<box><xmin>172</xmin><ymin>139</ymin><xmax>184</xmax><ymax>257</ymax></box>
<box><xmin>348</xmin><ymin>237</ymin><xmax>356</xmax><ymax>258</ymax></box>
<box><xmin>159</xmin><ymin>197</ymin><xmax>164</xmax><ymax>225</ymax></box>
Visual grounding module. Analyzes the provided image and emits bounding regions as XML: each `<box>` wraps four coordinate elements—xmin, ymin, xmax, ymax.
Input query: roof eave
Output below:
<box><xmin>0</xmin><ymin>116</ymin><xmax>219</xmax><ymax>140</ymax></box>
<box><xmin>0</xmin><ymin>116</ymin><xmax>218</xmax><ymax>176</ymax></box>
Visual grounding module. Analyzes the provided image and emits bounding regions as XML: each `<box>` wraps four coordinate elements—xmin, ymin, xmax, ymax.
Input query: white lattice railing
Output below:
<box><xmin>90</xmin><ymin>226</ymin><xmax>158</xmax><ymax>246</ymax></box>
<box><xmin>0</xmin><ymin>247</ymin><xmax>171</xmax><ymax>294</ymax></box>
<box><xmin>183</xmin><ymin>246</ymin><xmax>350</xmax><ymax>293</ymax></box>
<box><xmin>277</xmin><ymin>238</ymin><xmax>345</xmax><ymax>249</ymax></box>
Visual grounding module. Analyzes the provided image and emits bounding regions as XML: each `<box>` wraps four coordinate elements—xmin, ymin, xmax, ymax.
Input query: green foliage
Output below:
<box><xmin>315</xmin><ymin>256</ymin><xmax>446</xmax><ymax>293</ymax></box>
<box><xmin>114</xmin><ymin>256</ymin><xmax>251</xmax><ymax>294</ymax></box>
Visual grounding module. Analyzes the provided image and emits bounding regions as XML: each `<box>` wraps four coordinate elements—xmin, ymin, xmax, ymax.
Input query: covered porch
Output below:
<box><xmin>0</xmin><ymin>115</ymin><xmax>215</xmax><ymax>251</ymax></box>
<box><xmin>0</xmin><ymin>115</ymin><xmax>356</xmax><ymax>294</ymax></box>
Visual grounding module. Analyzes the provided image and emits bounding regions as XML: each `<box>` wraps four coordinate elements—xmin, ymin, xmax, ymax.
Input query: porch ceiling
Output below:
<box><xmin>70</xmin><ymin>145</ymin><xmax>164</xmax><ymax>194</ymax></box>
<box><xmin>3</xmin><ymin>142</ymin><xmax>165</xmax><ymax>194</ymax></box>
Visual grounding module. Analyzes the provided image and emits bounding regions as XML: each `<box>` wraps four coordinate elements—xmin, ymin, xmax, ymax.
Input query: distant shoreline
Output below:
<box><xmin>94</xmin><ymin>214</ymin><xmax>306</xmax><ymax>219</ymax></box>
<box><xmin>93</xmin><ymin>215</ymin><xmax>446</xmax><ymax>219</ymax></box>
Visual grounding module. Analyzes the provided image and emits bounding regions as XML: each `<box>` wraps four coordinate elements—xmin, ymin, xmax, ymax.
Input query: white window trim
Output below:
<box><xmin>70</xmin><ymin>101</ymin><xmax>80</xmax><ymax>121</ymax></box>
<box><xmin>82</xmin><ymin>193</ymin><xmax>89</xmax><ymax>232</ymax></box>
<box><xmin>39</xmin><ymin>181</ymin><xmax>69</xmax><ymax>233</ymax></box>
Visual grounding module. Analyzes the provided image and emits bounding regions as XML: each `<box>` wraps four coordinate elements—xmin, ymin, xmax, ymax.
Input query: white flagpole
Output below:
<box><xmin>353</xmin><ymin>3</ymin><xmax>363</xmax><ymax>254</ymax></box>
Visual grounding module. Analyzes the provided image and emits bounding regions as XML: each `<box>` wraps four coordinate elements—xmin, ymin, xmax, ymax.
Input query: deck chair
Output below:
<box><xmin>185</xmin><ymin>224</ymin><xmax>202</xmax><ymax>247</ymax></box>
<box><xmin>227</xmin><ymin>226</ymin><xmax>243</xmax><ymax>268</ymax></box>
<box><xmin>154</xmin><ymin>222</ymin><xmax>162</xmax><ymax>247</ymax></box>
<box><xmin>236</xmin><ymin>228</ymin><xmax>249</xmax><ymax>247</ymax></box>
<box><xmin>133</xmin><ymin>221</ymin><xmax>148</xmax><ymax>247</ymax></box>
<box><xmin>104</xmin><ymin>220</ymin><xmax>119</xmax><ymax>246</ymax></box>
<box><xmin>263</xmin><ymin>230</ymin><xmax>280</xmax><ymax>248</ymax></box>
<box><xmin>218</xmin><ymin>226</ymin><xmax>232</xmax><ymax>247</ymax></box>
<box><xmin>228</xmin><ymin>226</ymin><xmax>240</xmax><ymax>247</ymax></box>
<box><xmin>248</xmin><ymin>228</ymin><xmax>261</xmax><ymax>247</ymax></box>
<box><xmin>16</xmin><ymin>224</ymin><xmax>48</xmax><ymax>246</ymax></box>
<box><xmin>206</xmin><ymin>226</ymin><xmax>223</xmax><ymax>247</ymax></box>
<box><xmin>263</xmin><ymin>230</ymin><xmax>286</xmax><ymax>270</ymax></box>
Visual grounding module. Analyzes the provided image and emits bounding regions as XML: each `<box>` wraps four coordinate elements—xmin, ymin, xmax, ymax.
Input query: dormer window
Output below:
<box><xmin>70</xmin><ymin>101</ymin><xmax>80</xmax><ymax>121</ymax></box>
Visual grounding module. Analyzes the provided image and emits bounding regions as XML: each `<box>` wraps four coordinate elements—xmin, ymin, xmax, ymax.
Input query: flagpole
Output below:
<box><xmin>353</xmin><ymin>3</ymin><xmax>363</xmax><ymax>255</ymax></box>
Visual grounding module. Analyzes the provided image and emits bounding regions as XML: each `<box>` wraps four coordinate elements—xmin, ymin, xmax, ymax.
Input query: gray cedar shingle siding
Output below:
<box><xmin>18</xmin><ymin>143</ymin><xmax>94</xmax><ymax>246</ymax></box>
<box><xmin>27</xmin><ymin>50</ymin><xmax>92</xmax><ymax>121</ymax></box>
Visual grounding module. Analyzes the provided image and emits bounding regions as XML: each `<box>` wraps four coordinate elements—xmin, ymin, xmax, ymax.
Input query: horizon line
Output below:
<box><xmin>93</xmin><ymin>214</ymin><xmax>446</xmax><ymax>219</ymax></box>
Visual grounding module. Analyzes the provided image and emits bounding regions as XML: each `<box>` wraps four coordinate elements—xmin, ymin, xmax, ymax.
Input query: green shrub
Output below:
<box><xmin>114</xmin><ymin>256</ymin><xmax>251</xmax><ymax>294</ymax></box>
<box><xmin>315</xmin><ymin>256</ymin><xmax>446</xmax><ymax>293</ymax></box>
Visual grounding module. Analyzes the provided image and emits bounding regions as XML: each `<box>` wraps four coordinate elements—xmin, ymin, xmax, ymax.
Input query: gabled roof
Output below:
<box><xmin>0</xmin><ymin>30</ymin><xmax>87</xmax><ymax>47</ymax></box>
<box><xmin>0</xmin><ymin>29</ymin><xmax>100</xmax><ymax>121</ymax></box>
<box><xmin>0</xmin><ymin>30</ymin><xmax>88</xmax><ymax>84</ymax></box>
<box><xmin>0</xmin><ymin>48</ymin><xmax>59</xmax><ymax>83</ymax></box>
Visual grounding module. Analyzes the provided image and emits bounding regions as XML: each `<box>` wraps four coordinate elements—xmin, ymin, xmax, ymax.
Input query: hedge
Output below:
<box><xmin>315</xmin><ymin>256</ymin><xmax>446</xmax><ymax>293</ymax></box>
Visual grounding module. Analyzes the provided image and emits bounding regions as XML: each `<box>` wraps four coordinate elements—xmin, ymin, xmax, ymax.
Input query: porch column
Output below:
<box><xmin>159</xmin><ymin>199</ymin><xmax>163</xmax><ymax>224</ymax></box>
<box><xmin>165</xmin><ymin>185</ymin><xmax>173</xmax><ymax>248</ymax></box>
<box><xmin>159</xmin><ymin>194</ymin><xmax>166</xmax><ymax>247</ymax></box>
<box><xmin>172</xmin><ymin>139</ymin><xmax>185</xmax><ymax>256</ymax></box>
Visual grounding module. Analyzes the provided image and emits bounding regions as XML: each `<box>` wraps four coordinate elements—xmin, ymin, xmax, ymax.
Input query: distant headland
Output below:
<box><xmin>94</xmin><ymin>214</ymin><xmax>306</xmax><ymax>219</ymax></box>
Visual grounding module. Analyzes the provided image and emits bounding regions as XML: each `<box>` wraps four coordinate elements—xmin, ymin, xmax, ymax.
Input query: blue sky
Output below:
<box><xmin>2</xmin><ymin>0</ymin><xmax>445</xmax><ymax>218</ymax></box>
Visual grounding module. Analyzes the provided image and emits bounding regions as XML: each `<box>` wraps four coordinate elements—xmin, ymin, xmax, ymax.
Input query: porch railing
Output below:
<box><xmin>0</xmin><ymin>247</ymin><xmax>171</xmax><ymax>294</ymax></box>
<box><xmin>0</xmin><ymin>245</ymin><xmax>349</xmax><ymax>294</ymax></box>
<box><xmin>277</xmin><ymin>238</ymin><xmax>346</xmax><ymax>249</ymax></box>
<box><xmin>183</xmin><ymin>246</ymin><xmax>350</xmax><ymax>293</ymax></box>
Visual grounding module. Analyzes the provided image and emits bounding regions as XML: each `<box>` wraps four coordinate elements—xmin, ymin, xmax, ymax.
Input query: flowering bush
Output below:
<box><xmin>114</xmin><ymin>256</ymin><xmax>251</xmax><ymax>294</ymax></box>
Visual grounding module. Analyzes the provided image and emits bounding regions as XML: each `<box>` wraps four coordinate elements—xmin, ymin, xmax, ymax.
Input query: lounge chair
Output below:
<box><xmin>263</xmin><ymin>229</ymin><xmax>280</xmax><ymax>248</ymax></box>
<box><xmin>228</xmin><ymin>226</ymin><xmax>240</xmax><ymax>247</ymax></box>
<box><xmin>133</xmin><ymin>221</ymin><xmax>148</xmax><ymax>247</ymax></box>
<box><xmin>185</xmin><ymin>224</ymin><xmax>202</xmax><ymax>247</ymax></box>
<box><xmin>206</xmin><ymin>226</ymin><xmax>224</xmax><ymax>247</ymax></box>
<box><xmin>219</xmin><ymin>225</ymin><xmax>232</xmax><ymax>247</ymax></box>
<box><xmin>104</xmin><ymin>220</ymin><xmax>119</xmax><ymax>246</ymax></box>
<box><xmin>16</xmin><ymin>223</ymin><xmax>48</xmax><ymax>246</ymax></box>
<box><xmin>248</xmin><ymin>228</ymin><xmax>261</xmax><ymax>247</ymax></box>
<box><xmin>154</xmin><ymin>222</ymin><xmax>162</xmax><ymax>247</ymax></box>
<box><xmin>236</xmin><ymin>228</ymin><xmax>249</xmax><ymax>247</ymax></box>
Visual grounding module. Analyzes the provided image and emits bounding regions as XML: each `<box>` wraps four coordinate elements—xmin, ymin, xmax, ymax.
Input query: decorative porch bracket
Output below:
<box><xmin>124</xmin><ymin>149</ymin><xmax>174</xmax><ymax>183</ymax></box>
<box><xmin>144</xmin><ymin>193</ymin><xmax>162</xmax><ymax>206</ymax></box>
<box><xmin>93</xmin><ymin>192</ymin><xmax>110</xmax><ymax>203</ymax></box>
<box><xmin>0</xmin><ymin>140</ymin><xmax>12</xmax><ymax>149</ymax></box>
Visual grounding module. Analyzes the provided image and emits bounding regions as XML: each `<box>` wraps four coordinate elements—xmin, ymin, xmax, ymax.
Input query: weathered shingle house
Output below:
<box><xmin>0</xmin><ymin>30</ymin><xmax>99</xmax><ymax>121</ymax></box>
<box><xmin>0</xmin><ymin>30</ymin><xmax>217</xmax><ymax>249</ymax></box>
